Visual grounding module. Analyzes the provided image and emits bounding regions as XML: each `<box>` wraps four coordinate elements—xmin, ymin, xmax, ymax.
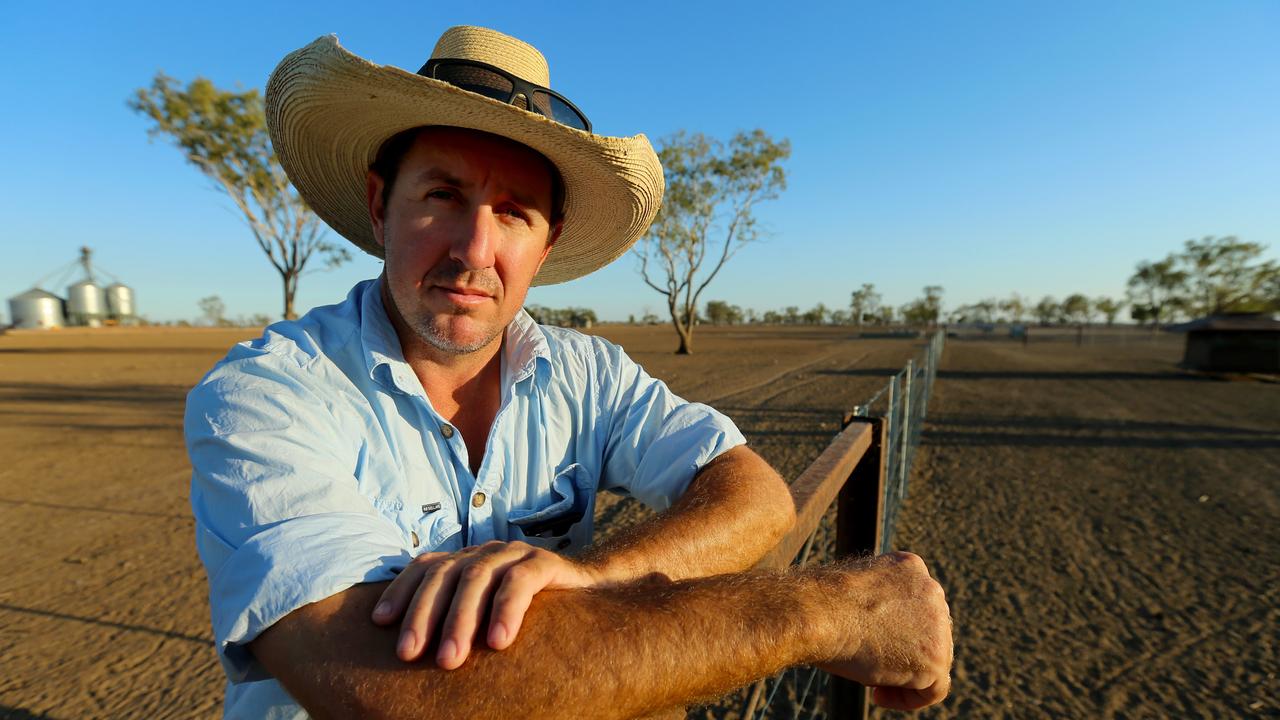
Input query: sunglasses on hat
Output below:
<box><xmin>418</xmin><ymin>58</ymin><xmax>592</xmax><ymax>133</ymax></box>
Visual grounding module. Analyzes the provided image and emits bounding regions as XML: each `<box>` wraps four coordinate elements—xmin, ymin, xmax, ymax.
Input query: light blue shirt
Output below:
<box><xmin>184</xmin><ymin>278</ymin><xmax>746</xmax><ymax>719</ymax></box>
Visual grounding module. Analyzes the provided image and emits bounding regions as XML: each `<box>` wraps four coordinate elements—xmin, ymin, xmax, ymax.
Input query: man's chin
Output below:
<box><xmin>415</xmin><ymin>317</ymin><xmax>501</xmax><ymax>355</ymax></box>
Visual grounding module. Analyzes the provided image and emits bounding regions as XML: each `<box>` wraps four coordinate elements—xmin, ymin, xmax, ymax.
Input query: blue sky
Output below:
<box><xmin>2</xmin><ymin>1</ymin><xmax>1277</xmax><ymax>323</ymax></box>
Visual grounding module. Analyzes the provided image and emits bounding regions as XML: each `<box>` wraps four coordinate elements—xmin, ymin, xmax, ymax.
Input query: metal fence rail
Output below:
<box><xmin>728</xmin><ymin>331</ymin><xmax>945</xmax><ymax>720</ymax></box>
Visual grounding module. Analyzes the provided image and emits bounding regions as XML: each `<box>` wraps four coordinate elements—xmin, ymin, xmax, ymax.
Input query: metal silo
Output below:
<box><xmin>66</xmin><ymin>279</ymin><xmax>106</xmax><ymax>327</ymax></box>
<box><xmin>105</xmin><ymin>283</ymin><xmax>136</xmax><ymax>322</ymax></box>
<box><xmin>8</xmin><ymin>288</ymin><xmax>66</xmax><ymax>329</ymax></box>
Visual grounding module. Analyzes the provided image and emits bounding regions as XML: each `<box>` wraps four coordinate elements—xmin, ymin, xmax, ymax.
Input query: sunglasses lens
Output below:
<box><xmin>533</xmin><ymin>91</ymin><xmax>589</xmax><ymax>131</ymax></box>
<box><xmin>432</xmin><ymin>62</ymin><xmax>514</xmax><ymax>102</ymax></box>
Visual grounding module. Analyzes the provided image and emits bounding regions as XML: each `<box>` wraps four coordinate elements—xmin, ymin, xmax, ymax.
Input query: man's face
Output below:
<box><xmin>369</xmin><ymin>127</ymin><xmax>559</xmax><ymax>356</ymax></box>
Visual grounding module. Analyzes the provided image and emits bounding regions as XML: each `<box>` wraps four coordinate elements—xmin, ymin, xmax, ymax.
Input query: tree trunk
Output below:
<box><xmin>672</xmin><ymin>308</ymin><xmax>694</xmax><ymax>355</ymax></box>
<box><xmin>282</xmin><ymin>272</ymin><xmax>298</xmax><ymax>320</ymax></box>
<box><xmin>676</xmin><ymin>328</ymin><xmax>693</xmax><ymax>354</ymax></box>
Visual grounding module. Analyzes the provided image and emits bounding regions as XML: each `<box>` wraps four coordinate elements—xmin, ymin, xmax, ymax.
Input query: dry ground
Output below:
<box><xmin>1</xmin><ymin>326</ymin><xmax>1274</xmax><ymax>718</ymax></box>
<box><xmin>0</xmin><ymin>325</ymin><xmax>916</xmax><ymax>719</ymax></box>
<box><xmin>880</xmin><ymin>337</ymin><xmax>1279</xmax><ymax>719</ymax></box>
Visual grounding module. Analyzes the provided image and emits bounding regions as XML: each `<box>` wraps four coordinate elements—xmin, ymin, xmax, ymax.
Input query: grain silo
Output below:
<box><xmin>105</xmin><ymin>283</ymin><xmax>136</xmax><ymax>324</ymax></box>
<box><xmin>8</xmin><ymin>288</ymin><xmax>66</xmax><ymax>329</ymax></box>
<box><xmin>14</xmin><ymin>247</ymin><xmax>138</xmax><ymax>329</ymax></box>
<box><xmin>66</xmin><ymin>278</ymin><xmax>107</xmax><ymax>327</ymax></box>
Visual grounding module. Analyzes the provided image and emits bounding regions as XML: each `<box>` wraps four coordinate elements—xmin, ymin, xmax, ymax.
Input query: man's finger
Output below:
<box><xmin>436</xmin><ymin>552</ymin><xmax>525</xmax><ymax>670</ymax></box>
<box><xmin>872</xmin><ymin>677</ymin><xmax>950</xmax><ymax>711</ymax></box>
<box><xmin>372</xmin><ymin>553</ymin><xmax>445</xmax><ymax>625</ymax></box>
<box><xmin>397</xmin><ymin>558</ymin><xmax>462</xmax><ymax>662</ymax></box>
<box><xmin>487</xmin><ymin>555</ymin><xmax>557</xmax><ymax>650</ymax></box>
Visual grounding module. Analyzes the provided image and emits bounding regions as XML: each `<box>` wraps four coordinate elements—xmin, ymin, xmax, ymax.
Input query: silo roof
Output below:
<box><xmin>9</xmin><ymin>288</ymin><xmax>61</xmax><ymax>301</ymax></box>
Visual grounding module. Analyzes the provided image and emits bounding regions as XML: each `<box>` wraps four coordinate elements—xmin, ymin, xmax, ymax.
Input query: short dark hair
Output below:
<box><xmin>369</xmin><ymin>126</ymin><xmax>565</xmax><ymax>225</ymax></box>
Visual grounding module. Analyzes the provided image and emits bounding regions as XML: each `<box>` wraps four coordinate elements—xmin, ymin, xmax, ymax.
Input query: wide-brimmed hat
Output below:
<box><xmin>264</xmin><ymin>27</ymin><xmax>664</xmax><ymax>285</ymax></box>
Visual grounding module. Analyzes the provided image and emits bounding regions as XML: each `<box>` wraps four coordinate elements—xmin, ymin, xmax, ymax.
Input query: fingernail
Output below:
<box><xmin>489</xmin><ymin>622</ymin><xmax>508</xmax><ymax>648</ymax></box>
<box><xmin>373</xmin><ymin>601</ymin><xmax>390</xmax><ymax>617</ymax></box>
<box><xmin>438</xmin><ymin>639</ymin><xmax>458</xmax><ymax>666</ymax></box>
<box><xmin>397</xmin><ymin>630</ymin><xmax>416</xmax><ymax>658</ymax></box>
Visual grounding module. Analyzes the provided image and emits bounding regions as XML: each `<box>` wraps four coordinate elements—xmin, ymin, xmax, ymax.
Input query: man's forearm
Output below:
<box><xmin>583</xmin><ymin>446</ymin><xmax>796</xmax><ymax>584</ymax></box>
<box><xmin>254</xmin><ymin>568</ymin><xmax>837</xmax><ymax>720</ymax></box>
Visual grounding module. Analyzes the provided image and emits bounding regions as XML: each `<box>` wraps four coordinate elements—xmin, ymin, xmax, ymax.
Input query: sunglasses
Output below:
<box><xmin>418</xmin><ymin>58</ymin><xmax>592</xmax><ymax>133</ymax></box>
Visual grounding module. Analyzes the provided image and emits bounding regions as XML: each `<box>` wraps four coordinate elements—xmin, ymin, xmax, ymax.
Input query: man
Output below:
<box><xmin>186</xmin><ymin>26</ymin><xmax>952</xmax><ymax>718</ymax></box>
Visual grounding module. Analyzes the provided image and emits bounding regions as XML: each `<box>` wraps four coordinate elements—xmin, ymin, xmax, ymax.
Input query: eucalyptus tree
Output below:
<box><xmin>130</xmin><ymin>73</ymin><xmax>349</xmax><ymax>320</ymax></box>
<box><xmin>850</xmin><ymin>283</ymin><xmax>881</xmax><ymax>329</ymax></box>
<box><xmin>634</xmin><ymin>130</ymin><xmax>790</xmax><ymax>353</ymax></box>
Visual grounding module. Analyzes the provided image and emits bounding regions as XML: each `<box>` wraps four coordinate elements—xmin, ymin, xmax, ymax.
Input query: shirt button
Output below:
<box><xmin>440</xmin><ymin>424</ymin><xmax>455</xmax><ymax>439</ymax></box>
<box><xmin>471</xmin><ymin>492</ymin><xmax>486</xmax><ymax>508</ymax></box>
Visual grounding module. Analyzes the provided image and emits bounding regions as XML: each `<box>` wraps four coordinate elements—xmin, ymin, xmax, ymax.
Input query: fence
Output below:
<box><xmin>732</xmin><ymin>331</ymin><xmax>946</xmax><ymax>720</ymax></box>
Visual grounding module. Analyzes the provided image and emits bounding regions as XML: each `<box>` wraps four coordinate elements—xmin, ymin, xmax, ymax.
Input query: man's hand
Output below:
<box><xmin>818</xmin><ymin>551</ymin><xmax>953</xmax><ymax>712</ymax></box>
<box><xmin>371</xmin><ymin>541</ymin><xmax>605</xmax><ymax>669</ymax></box>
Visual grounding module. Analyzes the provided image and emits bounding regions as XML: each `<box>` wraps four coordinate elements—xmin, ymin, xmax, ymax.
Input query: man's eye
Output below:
<box><xmin>426</xmin><ymin>189</ymin><xmax>455</xmax><ymax>201</ymax></box>
<box><xmin>501</xmin><ymin>206</ymin><xmax>529</xmax><ymax>222</ymax></box>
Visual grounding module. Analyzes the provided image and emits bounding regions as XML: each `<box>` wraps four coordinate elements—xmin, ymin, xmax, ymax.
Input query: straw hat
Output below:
<box><xmin>265</xmin><ymin>27</ymin><xmax>664</xmax><ymax>285</ymax></box>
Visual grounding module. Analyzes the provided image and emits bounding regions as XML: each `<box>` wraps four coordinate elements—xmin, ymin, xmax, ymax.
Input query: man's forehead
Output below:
<box><xmin>401</xmin><ymin>127</ymin><xmax>554</xmax><ymax>194</ymax></box>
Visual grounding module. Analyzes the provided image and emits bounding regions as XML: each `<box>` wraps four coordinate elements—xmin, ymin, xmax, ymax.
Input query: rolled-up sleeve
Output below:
<box><xmin>185</xmin><ymin>360</ymin><xmax>410</xmax><ymax>683</ymax></box>
<box><xmin>597</xmin><ymin>342</ymin><xmax>746</xmax><ymax>510</ymax></box>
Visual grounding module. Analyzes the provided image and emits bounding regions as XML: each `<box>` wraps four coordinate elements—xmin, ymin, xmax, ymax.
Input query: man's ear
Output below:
<box><xmin>366</xmin><ymin>171</ymin><xmax>387</xmax><ymax>248</ymax></box>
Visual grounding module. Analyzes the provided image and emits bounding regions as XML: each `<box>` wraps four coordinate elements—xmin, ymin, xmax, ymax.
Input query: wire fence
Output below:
<box><xmin>851</xmin><ymin>330</ymin><xmax>945</xmax><ymax>554</ymax></box>
<box><xmin>729</xmin><ymin>331</ymin><xmax>946</xmax><ymax>720</ymax></box>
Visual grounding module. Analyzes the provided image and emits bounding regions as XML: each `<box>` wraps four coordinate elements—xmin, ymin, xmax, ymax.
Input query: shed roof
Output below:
<box><xmin>1165</xmin><ymin>313</ymin><xmax>1280</xmax><ymax>333</ymax></box>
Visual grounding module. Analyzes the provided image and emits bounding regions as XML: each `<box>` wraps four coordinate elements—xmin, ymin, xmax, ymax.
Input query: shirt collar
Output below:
<box><xmin>360</xmin><ymin>277</ymin><xmax>551</xmax><ymax>395</ymax></box>
<box><xmin>359</xmin><ymin>278</ymin><xmax>415</xmax><ymax>394</ymax></box>
<box><xmin>504</xmin><ymin>308</ymin><xmax>552</xmax><ymax>387</ymax></box>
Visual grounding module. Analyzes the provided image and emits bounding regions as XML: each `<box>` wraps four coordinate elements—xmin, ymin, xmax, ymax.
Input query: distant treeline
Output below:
<box><xmin>525</xmin><ymin>305</ymin><xmax>599</xmax><ymax>328</ymax></box>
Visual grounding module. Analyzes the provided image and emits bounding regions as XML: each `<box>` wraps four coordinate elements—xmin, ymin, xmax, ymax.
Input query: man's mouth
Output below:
<box><xmin>433</xmin><ymin>285</ymin><xmax>493</xmax><ymax>306</ymax></box>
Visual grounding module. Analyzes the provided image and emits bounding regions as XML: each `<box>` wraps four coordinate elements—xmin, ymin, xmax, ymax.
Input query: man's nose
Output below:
<box><xmin>450</xmin><ymin>206</ymin><xmax>499</xmax><ymax>270</ymax></box>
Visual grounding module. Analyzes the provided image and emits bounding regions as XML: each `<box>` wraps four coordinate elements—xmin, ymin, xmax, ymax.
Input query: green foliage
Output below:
<box><xmin>704</xmin><ymin>300</ymin><xmax>744</xmax><ymax>325</ymax></box>
<box><xmin>1060</xmin><ymin>293</ymin><xmax>1091</xmax><ymax>324</ymax></box>
<box><xmin>636</xmin><ymin>129</ymin><xmax>790</xmax><ymax>353</ymax></box>
<box><xmin>525</xmin><ymin>305</ymin><xmax>597</xmax><ymax>328</ymax></box>
<box><xmin>1176</xmin><ymin>236</ymin><xmax>1278</xmax><ymax>316</ymax></box>
<box><xmin>1094</xmin><ymin>297</ymin><xmax>1124</xmax><ymax>325</ymax></box>
<box><xmin>849</xmin><ymin>283</ymin><xmax>880</xmax><ymax>327</ymax></box>
<box><xmin>1000</xmin><ymin>293</ymin><xmax>1027</xmax><ymax>323</ymax></box>
<box><xmin>1126</xmin><ymin>258</ymin><xmax>1188</xmax><ymax>327</ymax></box>
<box><xmin>1033</xmin><ymin>296</ymin><xmax>1060</xmax><ymax>325</ymax></box>
<box><xmin>130</xmin><ymin>72</ymin><xmax>350</xmax><ymax>319</ymax></box>
<box><xmin>801</xmin><ymin>303</ymin><xmax>829</xmax><ymax>325</ymax></box>
<box><xmin>197</xmin><ymin>295</ymin><xmax>227</xmax><ymax>327</ymax></box>
<box><xmin>901</xmin><ymin>286</ymin><xmax>944</xmax><ymax>326</ymax></box>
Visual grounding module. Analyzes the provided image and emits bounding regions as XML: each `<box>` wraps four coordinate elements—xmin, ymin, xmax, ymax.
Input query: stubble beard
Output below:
<box><xmin>385</xmin><ymin>260</ymin><xmax>505</xmax><ymax>356</ymax></box>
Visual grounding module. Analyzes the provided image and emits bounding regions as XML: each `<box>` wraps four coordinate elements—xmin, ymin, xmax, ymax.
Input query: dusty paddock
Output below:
<box><xmin>1</xmin><ymin>325</ymin><xmax>1275</xmax><ymax>718</ymax></box>
<box><xmin>0</xmin><ymin>324</ymin><xmax>917</xmax><ymax>719</ymax></box>
<box><xmin>877</xmin><ymin>337</ymin><xmax>1279</xmax><ymax>719</ymax></box>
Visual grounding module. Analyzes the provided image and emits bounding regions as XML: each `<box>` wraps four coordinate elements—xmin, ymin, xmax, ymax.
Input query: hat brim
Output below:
<box><xmin>265</xmin><ymin>35</ymin><xmax>663</xmax><ymax>286</ymax></box>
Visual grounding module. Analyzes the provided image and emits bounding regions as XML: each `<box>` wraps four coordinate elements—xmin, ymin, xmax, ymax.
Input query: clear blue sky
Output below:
<box><xmin>2</xmin><ymin>1</ymin><xmax>1277</xmax><ymax>323</ymax></box>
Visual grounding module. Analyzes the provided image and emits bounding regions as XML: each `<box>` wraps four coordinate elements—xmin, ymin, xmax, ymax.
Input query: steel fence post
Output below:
<box><xmin>899</xmin><ymin>359</ymin><xmax>913</xmax><ymax>498</ymax></box>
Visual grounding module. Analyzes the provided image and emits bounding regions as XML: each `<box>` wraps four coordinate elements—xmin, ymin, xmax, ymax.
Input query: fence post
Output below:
<box><xmin>831</xmin><ymin>417</ymin><xmax>888</xmax><ymax>720</ymax></box>
<box><xmin>898</xmin><ymin>359</ymin><xmax>913</xmax><ymax>498</ymax></box>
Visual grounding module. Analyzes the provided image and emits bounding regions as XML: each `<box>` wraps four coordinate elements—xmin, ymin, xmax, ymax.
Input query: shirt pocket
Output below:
<box><xmin>508</xmin><ymin>463</ymin><xmax>596</xmax><ymax>553</ymax></box>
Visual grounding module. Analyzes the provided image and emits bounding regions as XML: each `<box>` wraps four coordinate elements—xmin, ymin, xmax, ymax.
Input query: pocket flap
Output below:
<box><xmin>508</xmin><ymin>464</ymin><xmax>592</xmax><ymax>537</ymax></box>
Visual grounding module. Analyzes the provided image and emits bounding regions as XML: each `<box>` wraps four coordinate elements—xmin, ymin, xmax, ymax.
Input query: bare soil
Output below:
<box><xmin>0</xmin><ymin>325</ymin><xmax>915</xmax><ymax>719</ymax></box>
<box><xmin>1</xmin><ymin>326</ymin><xmax>1274</xmax><ymax>718</ymax></box>
<box><xmin>879</xmin><ymin>337</ymin><xmax>1279</xmax><ymax>719</ymax></box>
